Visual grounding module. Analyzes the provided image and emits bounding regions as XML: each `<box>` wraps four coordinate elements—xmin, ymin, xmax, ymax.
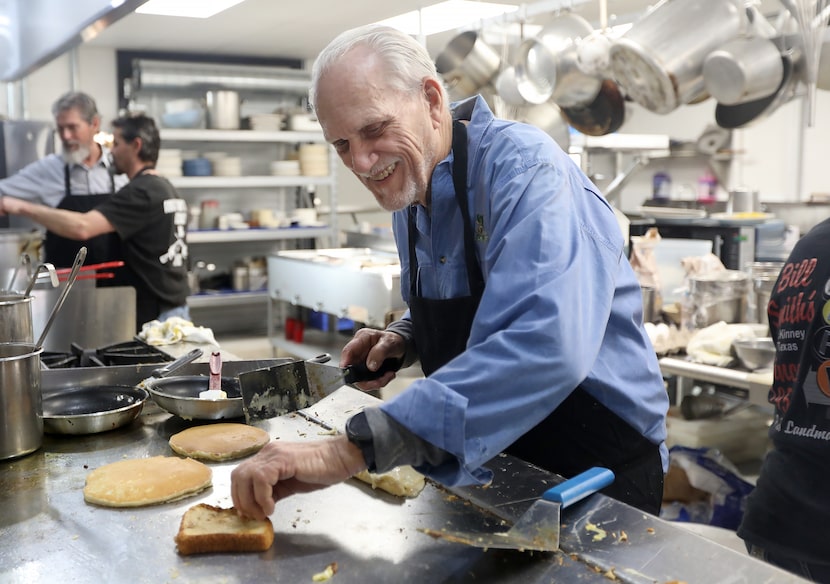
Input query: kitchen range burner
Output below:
<box><xmin>41</xmin><ymin>340</ymin><xmax>173</xmax><ymax>369</ymax></box>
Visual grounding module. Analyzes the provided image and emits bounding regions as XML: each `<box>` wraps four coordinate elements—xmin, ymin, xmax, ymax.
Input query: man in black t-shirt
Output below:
<box><xmin>737</xmin><ymin>218</ymin><xmax>830</xmax><ymax>583</ymax></box>
<box><xmin>2</xmin><ymin>114</ymin><xmax>189</xmax><ymax>330</ymax></box>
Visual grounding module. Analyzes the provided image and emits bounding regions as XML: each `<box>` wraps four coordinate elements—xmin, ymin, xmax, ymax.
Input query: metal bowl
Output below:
<box><xmin>732</xmin><ymin>337</ymin><xmax>776</xmax><ymax>370</ymax></box>
<box><xmin>142</xmin><ymin>375</ymin><xmax>243</xmax><ymax>420</ymax></box>
<box><xmin>43</xmin><ymin>385</ymin><xmax>149</xmax><ymax>435</ymax></box>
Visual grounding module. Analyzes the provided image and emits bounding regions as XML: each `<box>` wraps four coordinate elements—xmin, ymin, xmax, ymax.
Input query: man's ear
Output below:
<box><xmin>90</xmin><ymin>115</ymin><xmax>101</xmax><ymax>133</ymax></box>
<box><xmin>423</xmin><ymin>78</ymin><xmax>445</xmax><ymax>128</ymax></box>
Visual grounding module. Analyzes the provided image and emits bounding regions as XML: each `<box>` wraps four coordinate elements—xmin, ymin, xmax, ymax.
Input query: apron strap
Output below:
<box><xmin>408</xmin><ymin>120</ymin><xmax>484</xmax><ymax>297</ymax></box>
<box><xmin>64</xmin><ymin>164</ymin><xmax>71</xmax><ymax>197</ymax></box>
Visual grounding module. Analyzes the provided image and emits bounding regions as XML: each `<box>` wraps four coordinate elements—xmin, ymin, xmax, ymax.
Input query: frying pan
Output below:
<box><xmin>560</xmin><ymin>79</ymin><xmax>625</xmax><ymax>136</ymax></box>
<box><xmin>42</xmin><ymin>385</ymin><xmax>149</xmax><ymax>435</ymax></box>
<box><xmin>142</xmin><ymin>375</ymin><xmax>243</xmax><ymax>420</ymax></box>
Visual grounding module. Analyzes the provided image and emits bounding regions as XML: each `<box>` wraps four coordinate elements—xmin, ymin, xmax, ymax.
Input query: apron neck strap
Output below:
<box><xmin>408</xmin><ymin>119</ymin><xmax>483</xmax><ymax>296</ymax></box>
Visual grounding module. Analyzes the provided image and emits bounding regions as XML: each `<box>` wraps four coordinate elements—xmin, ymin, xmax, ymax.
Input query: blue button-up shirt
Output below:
<box><xmin>380</xmin><ymin>96</ymin><xmax>668</xmax><ymax>486</ymax></box>
<box><xmin>0</xmin><ymin>149</ymin><xmax>127</xmax><ymax>206</ymax></box>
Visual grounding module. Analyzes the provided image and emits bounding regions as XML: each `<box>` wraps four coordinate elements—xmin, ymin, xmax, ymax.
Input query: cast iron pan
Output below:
<box><xmin>43</xmin><ymin>385</ymin><xmax>149</xmax><ymax>435</ymax></box>
<box><xmin>560</xmin><ymin>79</ymin><xmax>625</xmax><ymax>136</ymax></box>
<box><xmin>142</xmin><ymin>375</ymin><xmax>243</xmax><ymax>420</ymax></box>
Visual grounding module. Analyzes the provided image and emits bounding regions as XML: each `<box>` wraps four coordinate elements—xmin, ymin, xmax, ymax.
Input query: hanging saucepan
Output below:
<box><xmin>703</xmin><ymin>36</ymin><xmax>785</xmax><ymax>105</ymax></box>
<box><xmin>435</xmin><ymin>30</ymin><xmax>502</xmax><ymax>101</ymax></box>
<box><xmin>514</xmin><ymin>100</ymin><xmax>571</xmax><ymax>151</ymax></box>
<box><xmin>514</xmin><ymin>12</ymin><xmax>600</xmax><ymax>107</ymax></box>
<box><xmin>560</xmin><ymin>79</ymin><xmax>626</xmax><ymax>136</ymax></box>
<box><xmin>608</xmin><ymin>0</ymin><xmax>746</xmax><ymax>114</ymax></box>
<box><xmin>715</xmin><ymin>52</ymin><xmax>796</xmax><ymax>129</ymax></box>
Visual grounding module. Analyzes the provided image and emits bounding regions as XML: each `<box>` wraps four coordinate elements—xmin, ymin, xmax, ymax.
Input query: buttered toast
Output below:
<box><xmin>175</xmin><ymin>503</ymin><xmax>274</xmax><ymax>555</ymax></box>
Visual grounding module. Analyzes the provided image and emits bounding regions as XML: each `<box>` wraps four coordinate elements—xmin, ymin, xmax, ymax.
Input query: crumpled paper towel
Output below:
<box><xmin>685</xmin><ymin>321</ymin><xmax>762</xmax><ymax>366</ymax></box>
<box><xmin>138</xmin><ymin>316</ymin><xmax>219</xmax><ymax>346</ymax></box>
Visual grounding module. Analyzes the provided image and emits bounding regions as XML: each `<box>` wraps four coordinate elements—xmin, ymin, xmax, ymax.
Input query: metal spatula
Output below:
<box><xmin>419</xmin><ymin>466</ymin><xmax>614</xmax><ymax>552</ymax></box>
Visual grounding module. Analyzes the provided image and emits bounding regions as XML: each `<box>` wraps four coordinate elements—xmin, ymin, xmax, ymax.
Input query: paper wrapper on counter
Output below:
<box><xmin>630</xmin><ymin>228</ymin><xmax>662</xmax><ymax>308</ymax></box>
<box><xmin>138</xmin><ymin>316</ymin><xmax>218</xmax><ymax>346</ymax></box>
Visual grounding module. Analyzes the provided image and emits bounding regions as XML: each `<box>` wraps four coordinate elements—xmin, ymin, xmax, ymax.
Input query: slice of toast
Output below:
<box><xmin>175</xmin><ymin>503</ymin><xmax>274</xmax><ymax>555</ymax></box>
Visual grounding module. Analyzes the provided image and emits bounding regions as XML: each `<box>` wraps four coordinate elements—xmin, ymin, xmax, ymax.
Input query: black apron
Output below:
<box><xmin>407</xmin><ymin>121</ymin><xmax>664</xmax><ymax>514</ymax></box>
<box><xmin>43</xmin><ymin>165</ymin><xmax>125</xmax><ymax>287</ymax></box>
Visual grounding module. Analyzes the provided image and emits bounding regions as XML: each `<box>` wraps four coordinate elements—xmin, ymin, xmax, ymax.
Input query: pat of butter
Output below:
<box><xmin>199</xmin><ymin>389</ymin><xmax>227</xmax><ymax>400</ymax></box>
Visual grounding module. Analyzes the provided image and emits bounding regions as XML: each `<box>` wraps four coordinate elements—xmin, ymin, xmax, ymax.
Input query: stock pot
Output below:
<box><xmin>0</xmin><ymin>342</ymin><xmax>43</xmax><ymax>460</ymax></box>
<box><xmin>0</xmin><ymin>292</ymin><xmax>34</xmax><ymax>342</ymax></box>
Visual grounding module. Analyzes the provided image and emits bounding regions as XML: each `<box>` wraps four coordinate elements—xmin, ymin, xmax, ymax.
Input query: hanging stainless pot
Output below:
<box><xmin>514</xmin><ymin>101</ymin><xmax>571</xmax><ymax>151</ymax></box>
<box><xmin>608</xmin><ymin>0</ymin><xmax>746</xmax><ymax>114</ymax></box>
<box><xmin>703</xmin><ymin>37</ymin><xmax>784</xmax><ymax>105</ymax></box>
<box><xmin>715</xmin><ymin>52</ymin><xmax>796</xmax><ymax>129</ymax></box>
<box><xmin>513</xmin><ymin>12</ymin><xmax>601</xmax><ymax>107</ymax></box>
<box><xmin>435</xmin><ymin>30</ymin><xmax>501</xmax><ymax>101</ymax></box>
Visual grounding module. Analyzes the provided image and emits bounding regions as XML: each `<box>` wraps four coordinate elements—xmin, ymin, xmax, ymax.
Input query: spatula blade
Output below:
<box><xmin>419</xmin><ymin>467</ymin><xmax>614</xmax><ymax>552</ymax></box>
<box><xmin>239</xmin><ymin>360</ymin><xmax>311</xmax><ymax>422</ymax></box>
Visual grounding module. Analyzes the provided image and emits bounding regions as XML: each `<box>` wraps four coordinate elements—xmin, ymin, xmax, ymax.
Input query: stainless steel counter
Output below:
<box><xmin>659</xmin><ymin>356</ymin><xmax>774</xmax><ymax>406</ymax></box>
<box><xmin>0</xmin><ymin>353</ymin><xmax>805</xmax><ymax>583</ymax></box>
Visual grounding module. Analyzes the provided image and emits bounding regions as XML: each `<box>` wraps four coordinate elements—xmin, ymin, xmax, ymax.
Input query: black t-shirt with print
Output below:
<box><xmin>96</xmin><ymin>172</ymin><xmax>189</xmax><ymax>328</ymax></box>
<box><xmin>738</xmin><ymin>217</ymin><xmax>830</xmax><ymax>564</ymax></box>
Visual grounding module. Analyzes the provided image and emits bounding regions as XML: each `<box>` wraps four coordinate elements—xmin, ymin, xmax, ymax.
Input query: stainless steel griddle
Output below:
<box><xmin>0</xmin><ymin>356</ymin><xmax>807</xmax><ymax>584</ymax></box>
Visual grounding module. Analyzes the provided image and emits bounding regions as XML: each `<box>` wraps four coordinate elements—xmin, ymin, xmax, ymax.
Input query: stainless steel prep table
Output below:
<box><xmin>0</xmin><ymin>358</ymin><xmax>804</xmax><ymax>583</ymax></box>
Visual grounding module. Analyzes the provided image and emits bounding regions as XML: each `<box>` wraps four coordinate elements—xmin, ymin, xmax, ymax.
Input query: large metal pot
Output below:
<box><xmin>0</xmin><ymin>342</ymin><xmax>43</xmax><ymax>460</ymax></box>
<box><xmin>688</xmin><ymin>270</ymin><xmax>750</xmax><ymax>328</ymax></box>
<box><xmin>435</xmin><ymin>30</ymin><xmax>502</xmax><ymax>101</ymax></box>
<box><xmin>609</xmin><ymin>0</ymin><xmax>746</xmax><ymax>114</ymax></box>
<box><xmin>514</xmin><ymin>12</ymin><xmax>601</xmax><ymax>107</ymax></box>
<box><xmin>205</xmin><ymin>90</ymin><xmax>240</xmax><ymax>130</ymax></box>
<box><xmin>703</xmin><ymin>36</ymin><xmax>784</xmax><ymax>105</ymax></box>
<box><xmin>0</xmin><ymin>292</ymin><xmax>33</xmax><ymax>342</ymax></box>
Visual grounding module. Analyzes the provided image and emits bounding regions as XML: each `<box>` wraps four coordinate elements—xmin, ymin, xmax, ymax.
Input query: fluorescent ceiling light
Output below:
<box><xmin>376</xmin><ymin>0</ymin><xmax>520</xmax><ymax>36</ymax></box>
<box><xmin>136</xmin><ymin>0</ymin><xmax>246</xmax><ymax>19</ymax></box>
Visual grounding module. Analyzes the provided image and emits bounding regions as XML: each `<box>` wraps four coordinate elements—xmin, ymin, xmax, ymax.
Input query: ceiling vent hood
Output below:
<box><xmin>0</xmin><ymin>0</ymin><xmax>148</xmax><ymax>82</ymax></box>
<box><xmin>129</xmin><ymin>59</ymin><xmax>311</xmax><ymax>95</ymax></box>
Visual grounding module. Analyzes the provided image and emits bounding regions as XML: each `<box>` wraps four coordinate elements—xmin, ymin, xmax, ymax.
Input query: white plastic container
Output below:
<box><xmin>652</xmin><ymin>238</ymin><xmax>713</xmax><ymax>304</ymax></box>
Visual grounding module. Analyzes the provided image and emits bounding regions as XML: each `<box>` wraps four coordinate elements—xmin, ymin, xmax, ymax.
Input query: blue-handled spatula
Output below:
<box><xmin>420</xmin><ymin>466</ymin><xmax>614</xmax><ymax>552</ymax></box>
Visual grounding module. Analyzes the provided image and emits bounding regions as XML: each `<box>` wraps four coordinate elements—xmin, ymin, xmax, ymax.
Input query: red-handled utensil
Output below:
<box><xmin>54</xmin><ymin>261</ymin><xmax>125</xmax><ymax>275</ymax></box>
<box><xmin>58</xmin><ymin>273</ymin><xmax>115</xmax><ymax>282</ymax></box>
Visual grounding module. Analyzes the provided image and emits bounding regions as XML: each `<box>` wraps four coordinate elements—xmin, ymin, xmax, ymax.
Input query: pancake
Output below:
<box><xmin>169</xmin><ymin>423</ymin><xmax>270</xmax><ymax>462</ymax></box>
<box><xmin>83</xmin><ymin>456</ymin><xmax>212</xmax><ymax>507</ymax></box>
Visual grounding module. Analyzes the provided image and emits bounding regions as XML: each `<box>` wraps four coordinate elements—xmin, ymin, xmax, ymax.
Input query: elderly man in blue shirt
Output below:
<box><xmin>231</xmin><ymin>25</ymin><xmax>668</xmax><ymax>520</ymax></box>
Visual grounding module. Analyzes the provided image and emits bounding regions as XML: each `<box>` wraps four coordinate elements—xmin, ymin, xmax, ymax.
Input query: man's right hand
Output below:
<box><xmin>340</xmin><ymin>328</ymin><xmax>406</xmax><ymax>391</ymax></box>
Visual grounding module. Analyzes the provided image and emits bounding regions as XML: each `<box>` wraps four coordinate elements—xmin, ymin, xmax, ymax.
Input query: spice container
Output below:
<box><xmin>199</xmin><ymin>200</ymin><xmax>220</xmax><ymax>230</ymax></box>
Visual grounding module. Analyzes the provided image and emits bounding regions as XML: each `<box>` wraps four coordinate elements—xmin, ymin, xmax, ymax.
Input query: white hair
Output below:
<box><xmin>309</xmin><ymin>24</ymin><xmax>447</xmax><ymax>111</ymax></box>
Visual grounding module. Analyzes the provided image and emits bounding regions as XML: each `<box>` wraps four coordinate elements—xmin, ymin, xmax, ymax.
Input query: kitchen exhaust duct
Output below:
<box><xmin>130</xmin><ymin>59</ymin><xmax>311</xmax><ymax>95</ymax></box>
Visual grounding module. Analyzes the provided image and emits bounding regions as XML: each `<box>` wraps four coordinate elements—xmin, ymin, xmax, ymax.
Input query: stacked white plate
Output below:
<box><xmin>213</xmin><ymin>156</ymin><xmax>242</xmax><ymax>177</ymax></box>
<box><xmin>249</xmin><ymin>113</ymin><xmax>285</xmax><ymax>132</ymax></box>
<box><xmin>298</xmin><ymin>144</ymin><xmax>329</xmax><ymax>176</ymax></box>
<box><xmin>270</xmin><ymin>160</ymin><xmax>300</xmax><ymax>176</ymax></box>
<box><xmin>156</xmin><ymin>149</ymin><xmax>183</xmax><ymax>177</ymax></box>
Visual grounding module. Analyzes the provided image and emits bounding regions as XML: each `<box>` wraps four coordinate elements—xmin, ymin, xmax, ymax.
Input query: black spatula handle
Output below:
<box><xmin>345</xmin><ymin>357</ymin><xmax>402</xmax><ymax>384</ymax></box>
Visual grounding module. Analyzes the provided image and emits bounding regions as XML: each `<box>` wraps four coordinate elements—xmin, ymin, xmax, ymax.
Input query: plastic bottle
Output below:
<box><xmin>652</xmin><ymin>171</ymin><xmax>672</xmax><ymax>200</ymax></box>
<box><xmin>696</xmin><ymin>172</ymin><xmax>717</xmax><ymax>204</ymax></box>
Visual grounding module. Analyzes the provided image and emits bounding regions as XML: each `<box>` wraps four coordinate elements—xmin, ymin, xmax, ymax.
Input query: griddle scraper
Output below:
<box><xmin>419</xmin><ymin>466</ymin><xmax>614</xmax><ymax>552</ymax></box>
